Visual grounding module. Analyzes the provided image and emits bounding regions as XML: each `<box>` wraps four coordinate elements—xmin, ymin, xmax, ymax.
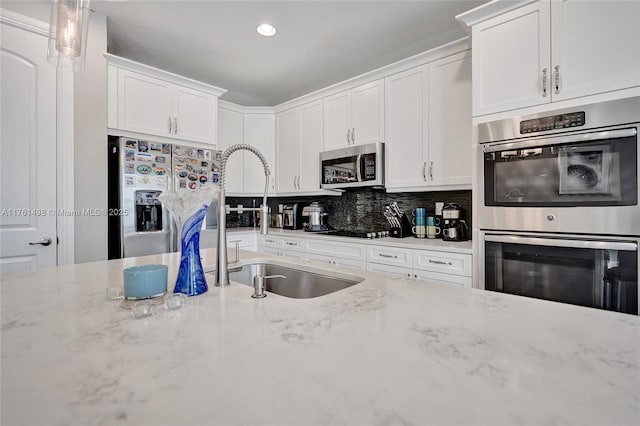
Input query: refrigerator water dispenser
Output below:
<box><xmin>135</xmin><ymin>190</ymin><xmax>163</xmax><ymax>232</ymax></box>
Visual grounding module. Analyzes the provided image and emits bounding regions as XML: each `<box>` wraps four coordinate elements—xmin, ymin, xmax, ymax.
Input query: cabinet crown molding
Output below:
<box><xmin>455</xmin><ymin>0</ymin><xmax>537</xmax><ymax>33</ymax></box>
<box><xmin>219</xmin><ymin>100</ymin><xmax>275</xmax><ymax>114</ymax></box>
<box><xmin>105</xmin><ymin>53</ymin><xmax>227</xmax><ymax>97</ymax></box>
<box><xmin>274</xmin><ymin>37</ymin><xmax>470</xmax><ymax>114</ymax></box>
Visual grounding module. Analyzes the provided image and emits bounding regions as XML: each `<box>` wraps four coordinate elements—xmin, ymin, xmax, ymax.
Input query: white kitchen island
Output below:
<box><xmin>1</xmin><ymin>249</ymin><xmax>639</xmax><ymax>426</ymax></box>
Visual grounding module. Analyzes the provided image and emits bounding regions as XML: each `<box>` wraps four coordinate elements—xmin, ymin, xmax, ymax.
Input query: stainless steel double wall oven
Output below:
<box><xmin>478</xmin><ymin>97</ymin><xmax>639</xmax><ymax>315</ymax></box>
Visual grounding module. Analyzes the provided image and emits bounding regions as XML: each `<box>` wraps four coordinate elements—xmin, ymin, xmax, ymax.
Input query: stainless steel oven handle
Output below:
<box><xmin>356</xmin><ymin>154</ymin><xmax>362</xmax><ymax>182</ymax></box>
<box><xmin>485</xmin><ymin>234</ymin><xmax>638</xmax><ymax>252</ymax></box>
<box><xmin>483</xmin><ymin>128</ymin><xmax>637</xmax><ymax>153</ymax></box>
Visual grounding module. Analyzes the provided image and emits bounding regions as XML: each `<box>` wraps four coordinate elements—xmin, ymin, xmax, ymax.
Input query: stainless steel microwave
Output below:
<box><xmin>320</xmin><ymin>142</ymin><xmax>385</xmax><ymax>190</ymax></box>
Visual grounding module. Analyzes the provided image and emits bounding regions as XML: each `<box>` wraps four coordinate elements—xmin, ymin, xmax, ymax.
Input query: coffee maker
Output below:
<box><xmin>442</xmin><ymin>218</ymin><xmax>468</xmax><ymax>241</ymax></box>
<box><xmin>282</xmin><ymin>203</ymin><xmax>305</xmax><ymax>230</ymax></box>
<box><xmin>440</xmin><ymin>203</ymin><xmax>466</xmax><ymax>241</ymax></box>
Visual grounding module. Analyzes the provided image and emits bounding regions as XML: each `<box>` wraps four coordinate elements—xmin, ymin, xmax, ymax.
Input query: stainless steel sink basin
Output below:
<box><xmin>226</xmin><ymin>259</ymin><xmax>364</xmax><ymax>299</ymax></box>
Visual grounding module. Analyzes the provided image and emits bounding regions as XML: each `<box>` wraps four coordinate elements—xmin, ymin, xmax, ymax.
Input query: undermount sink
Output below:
<box><xmin>224</xmin><ymin>259</ymin><xmax>364</xmax><ymax>299</ymax></box>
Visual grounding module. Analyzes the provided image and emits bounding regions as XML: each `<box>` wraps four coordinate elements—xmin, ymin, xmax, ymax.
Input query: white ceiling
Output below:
<box><xmin>3</xmin><ymin>0</ymin><xmax>488</xmax><ymax>106</ymax></box>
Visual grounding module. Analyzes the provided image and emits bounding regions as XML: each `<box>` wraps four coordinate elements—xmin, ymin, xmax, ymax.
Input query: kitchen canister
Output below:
<box><xmin>122</xmin><ymin>264</ymin><xmax>168</xmax><ymax>299</ymax></box>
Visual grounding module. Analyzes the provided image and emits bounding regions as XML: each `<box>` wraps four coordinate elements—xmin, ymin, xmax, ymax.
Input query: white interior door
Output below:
<box><xmin>1</xmin><ymin>23</ymin><xmax>57</xmax><ymax>272</ymax></box>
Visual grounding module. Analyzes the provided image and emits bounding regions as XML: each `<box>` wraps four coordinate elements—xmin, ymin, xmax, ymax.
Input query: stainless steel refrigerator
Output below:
<box><xmin>108</xmin><ymin>136</ymin><xmax>221</xmax><ymax>259</ymax></box>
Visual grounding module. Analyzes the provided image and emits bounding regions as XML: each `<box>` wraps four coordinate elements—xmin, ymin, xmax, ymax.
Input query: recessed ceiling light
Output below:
<box><xmin>256</xmin><ymin>24</ymin><xmax>277</xmax><ymax>37</ymax></box>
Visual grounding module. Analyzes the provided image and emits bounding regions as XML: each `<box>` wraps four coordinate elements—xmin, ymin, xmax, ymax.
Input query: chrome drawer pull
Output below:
<box><xmin>428</xmin><ymin>259</ymin><xmax>452</xmax><ymax>266</ymax></box>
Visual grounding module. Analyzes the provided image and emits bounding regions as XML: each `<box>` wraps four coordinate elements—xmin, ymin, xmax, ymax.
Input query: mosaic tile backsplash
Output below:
<box><xmin>226</xmin><ymin>189</ymin><xmax>472</xmax><ymax>238</ymax></box>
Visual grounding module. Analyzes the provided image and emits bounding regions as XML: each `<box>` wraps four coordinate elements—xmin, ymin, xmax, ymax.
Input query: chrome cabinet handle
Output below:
<box><xmin>429</xmin><ymin>161</ymin><xmax>434</xmax><ymax>181</ymax></box>
<box><xmin>485</xmin><ymin>234</ymin><xmax>637</xmax><ymax>251</ymax></box>
<box><xmin>422</xmin><ymin>162</ymin><xmax>427</xmax><ymax>181</ymax></box>
<box><xmin>168</xmin><ymin>116</ymin><xmax>173</xmax><ymax>134</ymax></box>
<box><xmin>428</xmin><ymin>259</ymin><xmax>452</xmax><ymax>266</ymax></box>
<box><xmin>174</xmin><ymin>117</ymin><xmax>178</xmax><ymax>134</ymax></box>
<box><xmin>29</xmin><ymin>237</ymin><xmax>53</xmax><ymax>246</ymax></box>
<box><xmin>379</xmin><ymin>253</ymin><xmax>398</xmax><ymax>259</ymax></box>
<box><xmin>541</xmin><ymin>68</ymin><xmax>548</xmax><ymax>97</ymax></box>
<box><xmin>554</xmin><ymin>65</ymin><xmax>560</xmax><ymax>95</ymax></box>
<box><xmin>351</xmin><ymin>127</ymin><xmax>355</xmax><ymax>144</ymax></box>
<box><xmin>346</xmin><ymin>129</ymin><xmax>351</xmax><ymax>145</ymax></box>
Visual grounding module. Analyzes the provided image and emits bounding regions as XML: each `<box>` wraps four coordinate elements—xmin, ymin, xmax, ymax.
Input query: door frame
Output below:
<box><xmin>1</xmin><ymin>8</ymin><xmax>75</xmax><ymax>265</ymax></box>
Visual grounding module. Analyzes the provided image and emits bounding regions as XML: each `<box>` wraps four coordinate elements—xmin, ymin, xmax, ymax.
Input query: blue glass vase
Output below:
<box><xmin>174</xmin><ymin>205</ymin><xmax>208</xmax><ymax>296</ymax></box>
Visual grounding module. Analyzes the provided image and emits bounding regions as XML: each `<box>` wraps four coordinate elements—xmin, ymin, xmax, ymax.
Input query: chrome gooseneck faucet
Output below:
<box><xmin>215</xmin><ymin>144</ymin><xmax>270</xmax><ymax>286</ymax></box>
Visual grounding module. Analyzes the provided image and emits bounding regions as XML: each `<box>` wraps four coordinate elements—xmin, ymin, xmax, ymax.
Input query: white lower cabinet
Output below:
<box><xmin>304</xmin><ymin>238</ymin><xmax>366</xmax><ymax>262</ymax></box>
<box><xmin>413</xmin><ymin>270</ymin><xmax>471</xmax><ymax>287</ymax></box>
<box><xmin>259</xmin><ymin>246</ymin><xmax>305</xmax><ymax>260</ymax></box>
<box><xmin>257</xmin><ymin>235</ymin><xmax>305</xmax><ymax>260</ymax></box>
<box><xmin>366</xmin><ymin>262</ymin><xmax>412</xmax><ymax>279</ymax></box>
<box><xmin>258</xmin><ymin>235</ymin><xmax>472</xmax><ymax>287</ymax></box>
<box><xmin>412</xmin><ymin>249</ymin><xmax>471</xmax><ymax>277</ymax></box>
<box><xmin>367</xmin><ymin>245</ymin><xmax>413</xmax><ymax>268</ymax></box>
<box><xmin>226</xmin><ymin>231</ymin><xmax>257</xmax><ymax>252</ymax></box>
<box><xmin>368</xmin><ymin>244</ymin><xmax>472</xmax><ymax>287</ymax></box>
<box><xmin>306</xmin><ymin>253</ymin><xmax>366</xmax><ymax>271</ymax></box>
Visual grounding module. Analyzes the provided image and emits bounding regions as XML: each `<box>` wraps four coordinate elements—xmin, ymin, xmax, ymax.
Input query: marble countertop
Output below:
<box><xmin>2</xmin><ymin>249</ymin><xmax>639</xmax><ymax>426</ymax></box>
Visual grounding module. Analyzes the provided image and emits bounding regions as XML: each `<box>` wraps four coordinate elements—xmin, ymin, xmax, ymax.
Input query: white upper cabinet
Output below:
<box><xmin>323</xmin><ymin>91</ymin><xmax>351</xmax><ymax>150</ymax></box>
<box><xmin>471</xmin><ymin>0</ymin><xmax>640</xmax><ymax>116</ymax></box>
<box><xmin>550</xmin><ymin>0</ymin><xmax>640</xmax><ymax>102</ymax></box>
<box><xmin>218</xmin><ymin>106</ymin><xmax>276</xmax><ymax>195</ymax></box>
<box><xmin>323</xmin><ymin>79</ymin><xmax>384</xmax><ymax>150</ymax></box>
<box><xmin>173</xmin><ymin>85</ymin><xmax>218</xmax><ymax>144</ymax></box>
<box><xmin>350</xmin><ymin>80</ymin><xmax>385</xmax><ymax>146</ymax></box>
<box><xmin>217</xmin><ymin>107</ymin><xmax>244</xmax><ymax>193</ymax></box>
<box><xmin>275</xmin><ymin>108</ymin><xmax>299</xmax><ymax>193</ymax></box>
<box><xmin>298</xmin><ymin>100</ymin><xmax>324</xmax><ymax>191</ymax></box>
<box><xmin>275</xmin><ymin>100</ymin><xmax>324</xmax><ymax>193</ymax></box>
<box><xmin>427</xmin><ymin>51</ymin><xmax>472</xmax><ymax>187</ymax></box>
<box><xmin>384</xmin><ymin>67</ymin><xmax>426</xmax><ymax>189</ymax></box>
<box><xmin>243</xmin><ymin>114</ymin><xmax>275</xmax><ymax>194</ymax></box>
<box><xmin>107</xmin><ymin>54</ymin><xmax>225</xmax><ymax>145</ymax></box>
<box><xmin>117</xmin><ymin>69</ymin><xmax>175</xmax><ymax>137</ymax></box>
<box><xmin>385</xmin><ymin>50</ymin><xmax>472</xmax><ymax>191</ymax></box>
<box><xmin>472</xmin><ymin>1</ymin><xmax>550</xmax><ymax>116</ymax></box>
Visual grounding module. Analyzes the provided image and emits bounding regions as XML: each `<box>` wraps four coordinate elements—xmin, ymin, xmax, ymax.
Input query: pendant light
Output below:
<box><xmin>47</xmin><ymin>0</ymin><xmax>91</xmax><ymax>72</ymax></box>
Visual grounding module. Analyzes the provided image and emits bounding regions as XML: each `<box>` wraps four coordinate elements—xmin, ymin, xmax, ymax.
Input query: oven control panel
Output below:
<box><xmin>520</xmin><ymin>111</ymin><xmax>585</xmax><ymax>134</ymax></box>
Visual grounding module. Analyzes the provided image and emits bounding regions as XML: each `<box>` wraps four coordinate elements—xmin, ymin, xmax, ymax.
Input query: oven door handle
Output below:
<box><xmin>485</xmin><ymin>234</ymin><xmax>638</xmax><ymax>252</ymax></box>
<box><xmin>356</xmin><ymin>154</ymin><xmax>363</xmax><ymax>182</ymax></box>
<box><xmin>483</xmin><ymin>128</ymin><xmax>637</xmax><ymax>153</ymax></box>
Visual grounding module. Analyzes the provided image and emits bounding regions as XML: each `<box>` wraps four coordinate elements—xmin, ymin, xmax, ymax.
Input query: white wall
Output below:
<box><xmin>74</xmin><ymin>13</ymin><xmax>108</xmax><ymax>263</ymax></box>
